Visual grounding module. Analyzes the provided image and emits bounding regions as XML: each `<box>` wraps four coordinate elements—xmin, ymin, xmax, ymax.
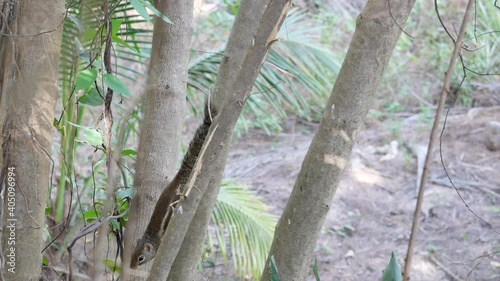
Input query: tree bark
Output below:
<box><xmin>260</xmin><ymin>0</ymin><xmax>416</xmax><ymax>280</ymax></box>
<box><xmin>0</xmin><ymin>0</ymin><xmax>65</xmax><ymax>280</ymax></box>
<box><xmin>168</xmin><ymin>0</ymin><xmax>268</xmax><ymax>279</ymax></box>
<box><xmin>147</xmin><ymin>1</ymin><xmax>293</xmax><ymax>280</ymax></box>
<box><xmin>122</xmin><ymin>0</ymin><xmax>194</xmax><ymax>280</ymax></box>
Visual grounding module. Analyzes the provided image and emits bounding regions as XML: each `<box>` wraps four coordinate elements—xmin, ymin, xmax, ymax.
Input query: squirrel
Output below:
<box><xmin>130</xmin><ymin>102</ymin><xmax>216</xmax><ymax>269</ymax></box>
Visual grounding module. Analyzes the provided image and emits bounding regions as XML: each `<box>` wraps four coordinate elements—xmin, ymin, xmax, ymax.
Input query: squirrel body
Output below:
<box><xmin>130</xmin><ymin>103</ymin><xmax>216</xmax><ymax>269</ymax></box>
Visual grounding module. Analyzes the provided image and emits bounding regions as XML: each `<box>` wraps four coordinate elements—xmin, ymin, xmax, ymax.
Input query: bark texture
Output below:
<box><xmin>122</xmin><ymin>0</ymin><xmax>194</xmax><ymax>279</ymax></box>
<box><xmin>168</xmin><ymin>0</ymin><xmax>268</xmax><ymax>279</ymax></box>
<box><xmin>260</xmin><ymin>0</ymin><xmax>416</xmax><ymax>280</ymax></box>
<box><xmin>0</xmin><ymin>0</ymin><xmax>65</xmax><ymax>279</ymax></box>
<box><xmin>147</xmin><ymin>1</ymin><xmax>293</xmax><ymax>280</ymax></box>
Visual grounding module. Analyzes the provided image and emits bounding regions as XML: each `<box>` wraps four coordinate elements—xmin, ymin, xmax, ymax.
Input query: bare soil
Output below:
<box><xmin>224</xmin><ymin>106</ymin><xmax>500</xmax><ymax>281</ymax></box>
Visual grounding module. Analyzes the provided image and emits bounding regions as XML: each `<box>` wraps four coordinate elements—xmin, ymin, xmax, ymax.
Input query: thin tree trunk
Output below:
<box><xmin>122</xmin><ymin>0</ymin><xmax>194</xmax><ymax>280</ymax></box>
<box><xmin>147</xmin><ymin>1</ymin><xmax>293</xmax><ymax>280</ymax></box>
<box><xmin>0</xmin><ymin>0</ymin><xmax>65</xmax><ymax>280</ymax></box>
<box><xmin>168</xmin><ymin>0</ymin><xmax>268</xmax><ymax>279</ymax></box>
<box><xmin>260</xmin><ymin>0</ymin><xmax>416</xmax><ymax>280</ymax></box>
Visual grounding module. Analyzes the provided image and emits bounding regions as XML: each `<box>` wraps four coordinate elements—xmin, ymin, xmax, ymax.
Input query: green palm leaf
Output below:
<box><xmin>63</xmin><ymin>5</ymin><xmax>339</xmax><ymax>133</ymax></box>
<box><xmin>187</xmin><ymin>8</ymin><xmax>341</xmax><ymax>133</ymax></box>
<box><xmin>208</xmin><ymin>179</ymin><xmax>277</xmax><ymax>280</ymax></box>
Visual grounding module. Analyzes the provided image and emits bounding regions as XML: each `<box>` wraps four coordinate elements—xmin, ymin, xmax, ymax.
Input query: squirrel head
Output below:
<box><xmin>130</xmin><ymin>237</ymin><xmax>157</xmax><ymax>269</ymax></box>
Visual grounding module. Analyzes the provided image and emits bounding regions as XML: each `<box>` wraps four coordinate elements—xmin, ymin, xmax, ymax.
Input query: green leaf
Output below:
<box><xmin>270</xmin><ymin>256</ymin><xmax>280</xmax><ymax>281</ymax></box>
<box><xmin>111</xmin><ymin>19</ymin><xmax>122</xmax><ymax>37</ymax></box>
<box><xmin>42</xmin><ymin>256</ymin><xmax>49</xmax><ymax>266</ymax></box>
<box><xmin>79</xmin><ymin>87</ymin><xmax>104</xmax><ymax>106</ymax></box>
<box><xmin>82</xmin><ymin>128</ymin><xmax>104</xmax><ymax>146</ymax></box>
<box><xmin>112</xmin><ymin>34</ymin><xmax>137</xmax><ymax>53</ymax></box>
<box><xmin>74</xmin><ymin>69</ymin><xmax>97</xmax><ymax>92</ymax></box>
<box><xmin>129</xmin><ymin>0</ymin><xmax>150</xmax><ymax>23</ymax></box>
<box><xmin>103</xmin><ymin>259</ymin><xmax>121</xmax><ymax>274</ymax></box>
<box><xmin>121</xmin><ymin>149</ymin><xmax>137</xmax><ymax>156</ymax></box>
<box><xmin>381</xmin><ymin>252</ymin><xmax>402</xmax><ymax>281</ymax></box>
<box><xmin>109</xmin><ymin>219</ymin><xmax>120</xmax><ymax>231</ymax></box>
<box><xmin>53</xmin><ymin>118</ymin><xmax>64</xmax><ymax>135</ymax></box>
<box><xmin>119</xmin><ymin>200</ymin><xmax>129</xmax><ymax>213</ymax></box>
<box><xmin>141</xmin><ymin>0</ymin><xmax>173</xmax><ymax>24</ymax></box>
<box><xmin>67</xmin><ymin>122</ymin><xmax>104</xmax><ymax>146</ymax></box>
<box><xmin>78</xmin><ymin>54</ymin><xmax>103</xmax><ymax>70</ymax></box>
<box><xmin>313</xmin><ymin>258</ymin><xmax>320</xmax><ymax>281</ymax></box>
<box><xmin>45</xmin><ymin>207</ymin><xmax>52</xmax><ymax>215</ymax></box>
<box><xmin>121</xmin><ymin>149</ymin><xmax>137</xmax><ymax>160</ymax></box>
<box><xmin>110</xmin><ymin>18</ymin><xmax>136</xmax><ymax>50</ymax></box>
<box><xmin>103</xmin><ymin>74</ymin><xmax>131</xmax><ymax>96</ymax></box>
<box><xmin>83</xmin><ymin>28</ymin><xmax>97</xmax><ymax>43</ymax></box>
<box><xmin>82</xmin><ymin>209</ymin><xmax>99</xmax><ymax>223</ymax></box>
<box><xmin>116</xmin><ymin>188</ymin><xmax>135</xmax><ymax>200</ymax></box>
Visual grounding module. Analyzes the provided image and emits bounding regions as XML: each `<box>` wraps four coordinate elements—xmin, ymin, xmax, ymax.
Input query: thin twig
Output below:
<box><xmin>403</xmin><ymin>1</ymin><xmax>475</xmax><ymax>280</ymax></box>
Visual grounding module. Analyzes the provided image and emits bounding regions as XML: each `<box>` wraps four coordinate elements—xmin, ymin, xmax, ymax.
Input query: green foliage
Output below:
<box><xmin>129</xmin><ymin>0</ymin><xmax>151</xmax><ymax>22</ymax></box>
<box><xmin>82</xmin><ymin>209</ymin><xmax>100</xmax><ymax>223</ymax></box>
<box><xmin>103</xmin><ymin>74</ymin><xmax>131</xmax><ymax>96</ymax></box>
<box><xmin>103</xmin><ymin>258</ymin><xmax>121</xmax><ymax>274</ymax></box>
<box><xmin>221</xmin><ymin>0</ymin><xmax>241</xmax><ymax>15</ymax></box>
<box><xmin>130</xmin><ymin>0</ymin><xmax>173</xmax><ymax>24</ymax></box>
<box><xmin>79</xmin><ymin>87</ymin><xmax>104</xmax><ymax>106</ymax></box>
<box><xmin>189</xmin><ymin>7</ymin><xmax>341</xmax><ymax>134</ymax></box>
<box><xmin>208</xmin><ymin>179</ymin><xmax>277</xmax><ymax>280</ymax></box>
<box><xmin>313</xmin><ymin>258</ymin><xmax>321</xmax><ymax>281</ymax></box>
<box><xmin>74</xmin><ymin>69</ymin><xmax>97</xmax><ymax>92</ymax></box>
<box><xmin>67</xmin><ymin>4</ymin><xmax>343</xmax><ymax>136</ymax></box>
<box><xmin>67</xmin><ymin>122</ymin><xmax>104</xmax><ymax>146</ymax></box>
<box><xmin>381</xmin><ymin>252</ymin><xmax>402</xmax><ymax>281</ymax></box>
<box><xmin>313</xmin><ymin>0</ymin><xmax>499</xmax><ymax>116</ymax></box>
<box><xmin>51</xmin><ymin>2</ymin><xmax>141</xmax><ymax>264</ymax></box>
<box><xmin>461</xmin><ymin>1</ymin><xmax>500</xmax><ymax>80</ymax></box>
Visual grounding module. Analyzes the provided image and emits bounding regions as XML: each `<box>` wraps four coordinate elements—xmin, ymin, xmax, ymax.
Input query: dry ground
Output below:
<box><xmin>223</xmin><ymin>106</ymin><xmax>500</xmax><ymax>281</ymax></box>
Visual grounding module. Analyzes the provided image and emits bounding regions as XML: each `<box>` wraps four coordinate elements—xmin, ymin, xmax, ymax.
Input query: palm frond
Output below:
<box><xmin>188</xmin><ymin>7</ymin><xmax>341</xmax><ymax>133</ymax></box>
<box><xmin>208</xmin><ymin>179</ymin><xmax>277</xmax><ymax>280</ymax></box>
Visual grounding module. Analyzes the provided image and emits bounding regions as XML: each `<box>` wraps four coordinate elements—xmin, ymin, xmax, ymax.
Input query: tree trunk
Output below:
<box><xmin>122</xmin><ymin>0</ymin><xmax>194</xmax><ymax>280</ymax></box>
<box><xmin>168</xmin><ymin>0</ymin><xmax>268</xmax><ymax>279</ymax></box>
<box><xmin>0</xmin><ymin>0</ymin><xmax>65</xmax><ymax>280</ymax></box>
<box><xmin>260</xmin><ymin>0</ymin><xmax>416</xmax><ymax>280</ymax></box>
<box><xmin>147</xmin><ymin>1</ymin><xmax>293</xmax><ymax>280</ymax></box>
